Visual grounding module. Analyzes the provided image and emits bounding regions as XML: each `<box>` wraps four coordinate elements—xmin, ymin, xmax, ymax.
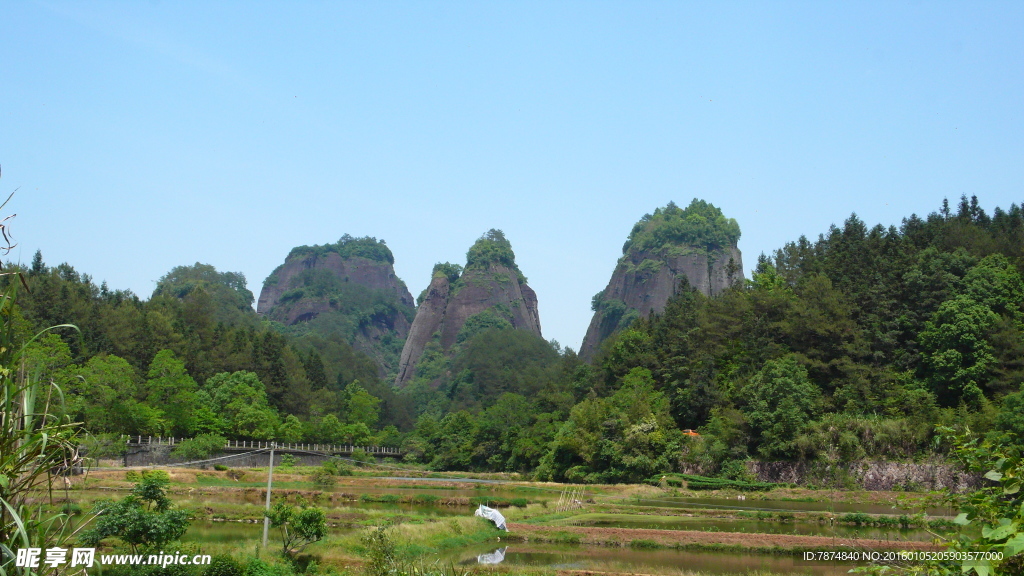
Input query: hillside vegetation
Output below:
<box><xmin>10</xmin><ymin>195</ymin><xmax>1024</xmax><ymax>487</ymax></box>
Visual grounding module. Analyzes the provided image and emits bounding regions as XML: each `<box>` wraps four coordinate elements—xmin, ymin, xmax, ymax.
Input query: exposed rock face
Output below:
<box><xmin>257</xmin><ymin>237</ymin><xmax>415</xmax><ymax>374</ymax></box>
<box><xmin>258</xmin><ymin>252</ymin><xmax>414</xmax><ymax>318</ymax></box>
<box><xmin>580</xmin><ymin>201</ymin><xmax>744</xmax><ymax>361</ymax></box>
<box><xmin>395</xmin><ymin>231</ymin><xmax>542</xmax><ymax>387</ymax></box>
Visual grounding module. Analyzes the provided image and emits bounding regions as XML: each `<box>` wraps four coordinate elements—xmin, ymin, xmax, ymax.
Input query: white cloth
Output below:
<box><xmin>473</xmin><ymin>504</ymin><xmax>507</xmax><ymax>531</ymax></box>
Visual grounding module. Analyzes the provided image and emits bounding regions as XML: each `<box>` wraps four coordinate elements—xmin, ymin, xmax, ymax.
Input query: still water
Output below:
<box><xmin>636</xmin><ymin>496</ymin><xmax>953</xmax><ymax>516</ymax></box>
<box><xmin>553</xmin><ymin>513</ymin><xmax>935</xmax><ymax>541</ymax></box>
<box><xmin>446</xmin><ymin>543</ymin><xmax>859</xmax><ymax>575</ymax></box>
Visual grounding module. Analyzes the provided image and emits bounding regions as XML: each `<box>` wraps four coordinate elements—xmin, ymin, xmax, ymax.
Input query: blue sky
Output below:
<box><xmin>2</xmin><ymin>1</ymin><xmax>1022</xmax><ymax>350</ymax></box>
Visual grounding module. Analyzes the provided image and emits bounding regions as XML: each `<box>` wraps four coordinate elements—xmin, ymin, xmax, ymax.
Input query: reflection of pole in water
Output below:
<box><xmin>477</xmin><ymin>547</ymin><xmax>508</xmax><ymax>564</ymax></box>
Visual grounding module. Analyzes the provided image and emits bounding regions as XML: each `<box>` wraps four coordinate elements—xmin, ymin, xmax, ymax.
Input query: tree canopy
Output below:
<box><xmin>622</xmin><ymin>199</ymin><xmax>741</xmax><ymax>255</ymax></box>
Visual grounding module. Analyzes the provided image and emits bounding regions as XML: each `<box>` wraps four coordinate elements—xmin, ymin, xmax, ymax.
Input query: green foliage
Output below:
<box><xmin>648</xmin><ymin>473</ymin><xmax>778</xmax><ymax>491</ymax></box>
<box><xmin>283</xmin><ymin>234</ymin><xmax>395</xmax><ymax>265</ymax></box>
<box><xmin>342</xmin><ymin>381</ymin><xmax>381</xmax><ymax>428</ymax></box>
<box><xmin>0</xmin><ymin>279</ymin><xmax>82</xmax><ymax>575</ymax></box>
<box><xmin>431</xmin><ymin>262</ymin><xmax>463</xmax><ymax>283</ymax></box>
<box><xmin>739</xmin><ymin>355</ymin><xmax>821</xmax><ymax>459</ymax></box>
<box><xmin>203</xmin><ymin>555</ymin><xmax>243</xmax><ymax>576</ymax></box>
<box><xmin>309</xmin><ymin>466</ymin><xmax>337</xmax><ymax>489</ymax></box>
<box><xmin>152</xmin><ymin>262</ymin><xmax>255</xmax><ymax>326</ymax></box>
<box><xmin>446</xmin><ymin>329</ymin><xmax>561</xmax><ymax>413</ymax></box>
<box><xmin>919</xmin><ymin>295</ymin><xmax>999</xmax><ymax>407</ymax></box>
<box><xmin>80</xmin><ymin>474</ymin><xmax>191</xmax><ymax>553</ymax></box>
<box><xmin>464</xmin><ymin>229</ymin><xmax>526</xmax><ymax>282</ymax></box>
<box><xmin>361</xmin><ymin>525</ymin><xmax>398</xmax><ymax>576</ymax></box>
<box><xmin>205</xmin><ymin>371</ymin><xmax>280</xmax><ymax>440</ymax></box>
<box><xmin>794</xmin><ymin>413</ymin><xmax>930</xmax><ymax>461</ymax></box>
<box><xmin>622</xmin><ymin>199</ymin><xmax>741</xmax><ymax>255</ymax></box>
<box><xmin>172</xmin><ymin>433</ymin><xmax>227</xmax><ymax>461</ymax></box>
<box><xmin>455</xmin><ymin>308</ymin><xmax>513</xmax><ymax>344</ymax></box>
<box><xmin>265</xmin><ymin>502</ymin><xmax>327</xmax><ymax>557</ymax></box>
<box><xmin>537</xmin><ymin>367</ymin><xmax>680</xmax><ymax>483</ymax></box>
<box><xmin>320</xmin><ymin>458</ymin><xmax>353</xmax><ymax>476</ymax></box>
<box><xmin>857</xmin><ymin>428</ymin><xmax>1024</xmax><ymax>575</ymax></box>
<box><xmin>13</xmin><ymin>252</ymin><xmax>393</xmax><ymax>438</ymax></box>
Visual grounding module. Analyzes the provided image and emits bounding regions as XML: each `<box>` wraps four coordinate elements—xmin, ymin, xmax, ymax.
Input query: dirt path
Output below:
<box><xmin>508</xmin><ymin>523</ymin><xmax>940</xmax><ymax>551</ymax></box>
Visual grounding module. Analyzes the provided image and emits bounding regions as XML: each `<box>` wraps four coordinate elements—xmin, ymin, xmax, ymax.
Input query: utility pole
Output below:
<box><xmin>262</xmin><ymin>442</ymin><xmax>276</xmax><ymax>548</ymax></box>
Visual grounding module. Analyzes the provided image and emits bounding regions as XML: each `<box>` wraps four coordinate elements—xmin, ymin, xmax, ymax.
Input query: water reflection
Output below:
<box><xmin>451</xmin><ymin>543</ymin><xmax>856</xmax><ymax>575</ymax></box>
<box><xmin>476</xmin><ymin>547</ymin><xmax>507</xmax><ymax>564</ymax></box>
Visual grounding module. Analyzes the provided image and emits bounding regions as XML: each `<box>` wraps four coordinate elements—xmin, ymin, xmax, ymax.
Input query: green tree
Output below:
<box><xmin>145</xmin><ymin>349</ymin><xmax>199</xmax><ymax>436</ymax></box>
<box><xmin>963</xmin><ymin>254</ymin><xmax>1024</xmax><ymax>320</ymax></box>
<box><xmin>171</xmin><ymin>433</ymin><xmax>226</xmax><ymax>461</ymax></box>
<box><xmin>75</xmin><ymin>354</ymin><xmax>165</xmax><ymax>435</ymax></box>
<box><xmin>538</xmin><ymin>368</ymin><xmax>679</xmax><ymax>483</ymax></box>
<box><xmin>342</xmin><ymin>381</ymin><xmax>380</xmax><ymax>428</ymax></box>
<box><xmin>277</xmin><ymin>414</ymin><xmax>305</xmax><ymax>443</ymax></box>
<box><xmin>80</xmin><ymin>473</ymin><xmax>191</xmax><ymax>553</ymax></box>
<box><xmin>740</xmin><ymin>355</ymin><xmax>820</xmax><ymax>459</ymax></box>
<box><xmin>265</xmin><ymin>502</ymin><xmax>327</xmax><ymax>557</ymax></box>
<box><xmin>919</xmin><ymin>295</ymin><xmax>999</xmax><ymax>407</ymax></box>
<box><xmin>205</xmin><ymin>371</ymin><xmax>280</xmax><ymax>439</ymax></box>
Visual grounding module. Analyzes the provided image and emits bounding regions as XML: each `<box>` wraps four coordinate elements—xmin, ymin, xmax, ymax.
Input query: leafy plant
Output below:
<box><xmin>79</xmin><ymin>472</ymin><xmax>191</xmax><ymax>553</ymax></box>
<box><xmin>0</xmin><ymin>198</ymin><xmax>83</xmax><ymax>575</ymax></box>
<box><xmin>172</xmin><ymin>433</ymin><xmax>227</xmax><ymax>461</ymax></box>
<box><xmin>309</xmin><ymin>466</ymin><xmax>337</xmax><ymax>489</ymax></box>
<box><xmin>265</xmin><ymin>502</ymin><xmax>327</xmax><ymax>558</ymax></box>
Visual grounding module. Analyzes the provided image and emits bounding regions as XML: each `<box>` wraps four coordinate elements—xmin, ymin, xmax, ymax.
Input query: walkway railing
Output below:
<box><xmin>124</xmin><ymin>436</ymin><xmax>402</xmax><ymax>455</ymax></box>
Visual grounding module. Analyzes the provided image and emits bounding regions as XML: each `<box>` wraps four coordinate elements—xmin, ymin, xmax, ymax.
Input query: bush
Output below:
<box><xmin>214</xmin><ymin>464</ymin><xmax>229</xmax><ymax>472</ymax></box>
<box><xmin>204</xmin><ymin>555</ymin><xmax>243</xmax><ymax>576</ymax></box>
<box><xmin>321</xmin><ymin>458</ymin><xmax>353</xmax><ymax>476</ymax></box>
<box><xmin>647</xmin><ymin>473</ymin><xmax>779</xmax><ymax>492</ymax></box>
<box><xmin>310</xmin><ymin>466</ymin><xmax>336</xmax><ymax>489</ymax></box>
<box><xmin>172</xmin><ymin>434</ymin><xmax>227</xmax><ymax>461</ymax></box>
<box><xmin>350</xmin><ymin>449</ymin><xmax>374</xmax><ymax>465</ymax></box>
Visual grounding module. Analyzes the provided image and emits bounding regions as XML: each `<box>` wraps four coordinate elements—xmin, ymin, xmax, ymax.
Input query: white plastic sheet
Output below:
<box><xmin>473</xmin><ymin>504</ymin><xmax>507</xmax><ymax>530</ymax></box>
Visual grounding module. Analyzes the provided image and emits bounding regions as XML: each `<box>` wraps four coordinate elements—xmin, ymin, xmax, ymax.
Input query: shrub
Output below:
<box><xmin>204</xmin><ymin>555</ymin><xmax>243</xmax><ymax>576</ymax></box>
<box><xmin>172</xmin><ymin>434</ymin><xmax>227</xmax><ymax>461</ymax></box>
<box><xmin>321</xmin><ymin>458</ymin><xmax>353</xmax><ymax>476</ymax></box>
<box><xmin>350</xmin><ymin>449</ymin><xmax>374</xmax><ymax>465</ymax></box>
<box><xmin>310</xmin><ymin>466</ymin><xmax>337</xmax><ymax>489</ymax></box>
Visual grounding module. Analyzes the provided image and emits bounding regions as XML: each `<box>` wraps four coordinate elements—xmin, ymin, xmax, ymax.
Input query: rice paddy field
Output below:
<box><xmin>50</xmin><ymin>464</ymin><xmax>957</xmax><ymax>576</ymax></box>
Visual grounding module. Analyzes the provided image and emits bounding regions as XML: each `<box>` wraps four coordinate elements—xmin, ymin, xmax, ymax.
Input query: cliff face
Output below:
<box><xmin>579</xmin><ymin>200</ymin><xmax>744</xmax><ymax>361</ymax></box>
<box><xmin>258</xmin><ymin>252</ymin><xmax>414</xmax><ymax>319</ymax></box>
<box><xmin>395</xmin><ymin>231</ymin><xmax>542</xmax><ymax>387</ymax></box>
<box><xmin>257</xmin><ymin>236</ymin><xmax>415</xmax><ymax>374</ymax></box>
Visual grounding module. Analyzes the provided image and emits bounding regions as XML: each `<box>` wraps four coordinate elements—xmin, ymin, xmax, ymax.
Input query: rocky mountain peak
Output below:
<box><xmin>395</xmin><ymin>229</ymin><xmax>542</xmax><ymax>387</ymax></box>
<box><xmin>580</xmin><ymin>200</ymin><xmax>744</xmax><ymax>361</ymax></box>
<box><xmin>257</xmin><ymin>235</ymin><xmax>415</xmax><ymax>374</ymax></box>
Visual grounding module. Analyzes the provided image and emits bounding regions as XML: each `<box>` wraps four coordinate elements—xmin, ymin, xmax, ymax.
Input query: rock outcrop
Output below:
<box><xmin>257</xmin><ymin>235</ymin><xmax>415</xmax><ymax>373</ymax></box>
<box><xmin>580</xmin><ymin>200</ymin><xmax>744</xmax><ymax>361</ymax></box>
<box><xmin>395</xmin><ymin>230</ymin><xmax>542</xmax><ymax>387</ymax></box>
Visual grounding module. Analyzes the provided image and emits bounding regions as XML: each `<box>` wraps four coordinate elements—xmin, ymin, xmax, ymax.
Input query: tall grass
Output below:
<box><xmin>0</xmin><ymin>198</ymin><xmax>83</xmax><ymax>575</ymax></box>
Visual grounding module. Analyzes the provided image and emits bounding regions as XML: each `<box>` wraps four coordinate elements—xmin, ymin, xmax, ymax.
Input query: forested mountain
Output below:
<box><xmin>395</xmin><ymin>196</ymin><xmax>1024</xmax><ymax>479</ymax></box>
<box><xmin>395</xmin><ymin>229</ymin><xmax>542</xmax><ymax>387</ymax></box>
<box><xmin>11</xmin><ymin>258</ymin><xmax>413</xmax><ymax>443</ymax></box>
<box><xmin>10</xmin><ymin>195</ymin><xmax>1024</xmax><ymax>483</ymax></box>
<box><xmin>258</xmin><ymin>235</ymin><xmax>415</xmax><ymax>376</ymax></box>
<box><xmin>581</xmin><ymin>199</ymin><xmax>744</xmax><ymax>361</ymax></box>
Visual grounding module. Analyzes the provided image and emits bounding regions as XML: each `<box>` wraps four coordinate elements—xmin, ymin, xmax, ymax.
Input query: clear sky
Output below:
<box><xmin>2</xmin><ymin>1</ymin><xmax>1022</xmax><ymax>351</ymax></box>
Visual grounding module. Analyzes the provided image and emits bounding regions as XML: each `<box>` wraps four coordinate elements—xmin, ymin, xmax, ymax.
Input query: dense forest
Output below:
<box><xmin>10</xmin><ymin>195</ymin><xmax>1024</xmax><ymax>484</ymax></box>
